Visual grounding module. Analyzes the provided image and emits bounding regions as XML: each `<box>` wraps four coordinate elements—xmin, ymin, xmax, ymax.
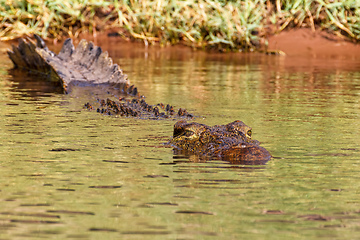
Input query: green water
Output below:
<box><xmin>1</xmin><ymin>40</ymin><xmax>360</xmax><ymax>239</ymax></box>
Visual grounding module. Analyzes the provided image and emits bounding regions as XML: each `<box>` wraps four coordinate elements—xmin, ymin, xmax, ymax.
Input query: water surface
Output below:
<box><xmin>0</xmin><ymin>39</ymin><xmax>360</xmax><ymax>239</ymax></box>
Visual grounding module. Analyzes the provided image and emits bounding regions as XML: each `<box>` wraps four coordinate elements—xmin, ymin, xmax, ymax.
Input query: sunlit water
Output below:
<box><xmin>0</xmin><ymin>39</ymin><xmax>360</xmax><ymax>239</ymax></box>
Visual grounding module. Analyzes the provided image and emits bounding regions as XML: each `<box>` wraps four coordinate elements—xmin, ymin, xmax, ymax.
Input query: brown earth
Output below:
<box><xmin>267</xmin><ymin>28</ymin><xmax>360</xmax><ymax>58</ymax></box>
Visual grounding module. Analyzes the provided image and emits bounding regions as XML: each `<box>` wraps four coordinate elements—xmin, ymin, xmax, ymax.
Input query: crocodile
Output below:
<box><xmin>7</xmin><ymin>35</ymin><xmax>271</xmax><ymax>164</ymax></box>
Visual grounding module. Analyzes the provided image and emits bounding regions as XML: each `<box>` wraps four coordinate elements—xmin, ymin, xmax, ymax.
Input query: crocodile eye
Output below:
<box><xmin>173</xmin><ymin>129</ymin><xmax>195</xmax><ymax>139</ymax></box>
<box><xmin>184</xmin><ymin>130</ymin><xmax>195</xmax><ymax>137</ymax></box>
<box><xmin>247</xmin><ymin>130</ymin><xmax>252</xmax><ymax>138</ymax></box>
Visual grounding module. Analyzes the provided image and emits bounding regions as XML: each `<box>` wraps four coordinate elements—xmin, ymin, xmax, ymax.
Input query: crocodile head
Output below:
<box><xmin>170</xmin><ymin>120</ymin><xmax>271</xmax><ymax>164</ymax></box>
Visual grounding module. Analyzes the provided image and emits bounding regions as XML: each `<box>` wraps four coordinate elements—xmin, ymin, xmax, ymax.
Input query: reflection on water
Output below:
<box><xmin>0</xmin><ymin>39</ymin><xmax>360</xmax><ymax>239</ymax></box>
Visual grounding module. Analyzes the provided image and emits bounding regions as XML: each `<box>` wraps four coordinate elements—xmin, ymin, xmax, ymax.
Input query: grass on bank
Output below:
<box><xmin>0</xmin><ymin>0</ymin><xmax>359</xmax><ymax>51</ymax></box>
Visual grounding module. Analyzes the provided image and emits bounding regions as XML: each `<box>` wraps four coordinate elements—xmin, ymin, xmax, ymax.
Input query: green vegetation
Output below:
<box><xmin>1</xmin><ymin>0</ymin><xmax>359</xmax><ymax>51</ymax></box>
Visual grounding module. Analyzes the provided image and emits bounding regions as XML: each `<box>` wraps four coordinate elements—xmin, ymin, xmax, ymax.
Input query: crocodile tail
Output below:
<box><xmin>7</xmin><ymin>36</ymin><xmax>53</xmax><ymax>73</ymax></box>
<box><xmin>35</xmin><ymin>38</ymin><xmax>134</xmax><ymax>94</ymax></box>
<box><xmin>8</xmin><ymin>35</ymin><xmax>139</xmax><ymax>97</ymax></box>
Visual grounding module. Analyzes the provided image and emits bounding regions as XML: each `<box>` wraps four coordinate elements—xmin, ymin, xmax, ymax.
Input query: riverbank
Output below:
<box><xmin>267</xmin><ymin>28</ymin><xmax>360</xmax><ymax>58</ymax></box>
<box><xmin>1</xmin><ymin>0</ymin><xmax>359</xmax><ymax>51</ymax></box>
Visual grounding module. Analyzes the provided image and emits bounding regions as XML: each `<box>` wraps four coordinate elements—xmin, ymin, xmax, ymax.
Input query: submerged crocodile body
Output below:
<box><xmin>8</xmin><ymin>35</ymin><xmax>191</xmax><ymax>119</ymax></box>
<box><xmin>7</xmin><ymin>35</ymin><xmax>271</xmax><ymax>164</ymax></box>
